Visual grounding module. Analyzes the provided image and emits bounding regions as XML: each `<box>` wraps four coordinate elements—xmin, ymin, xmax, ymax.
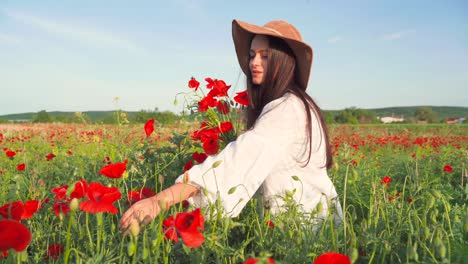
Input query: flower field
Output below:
<box><xmin>0</xmin><ymin>122</ymin><xmax>467</xmax><ymax>263</ymax></box>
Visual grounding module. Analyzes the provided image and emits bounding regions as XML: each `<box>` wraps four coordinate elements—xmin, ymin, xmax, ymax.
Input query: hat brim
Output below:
<box><xmin>232</xmin><ymin>19</ymin><xmax>313</xmax><ymax>90</ymax></box>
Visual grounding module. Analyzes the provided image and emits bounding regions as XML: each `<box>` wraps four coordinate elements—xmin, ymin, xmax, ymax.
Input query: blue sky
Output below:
<box><xmin>0</xmin><ymin>0</ymin><xmax>467</xmax><ymax>115</ymax></box>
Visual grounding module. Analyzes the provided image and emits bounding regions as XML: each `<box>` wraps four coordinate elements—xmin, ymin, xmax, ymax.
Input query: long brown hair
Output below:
<box><xmin>245</xmin><ymin>35</ymin><xmax>333</xmax><ymax>169</ymax></box>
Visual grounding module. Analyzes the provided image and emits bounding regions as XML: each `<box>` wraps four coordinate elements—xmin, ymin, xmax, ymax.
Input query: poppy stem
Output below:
<box><xmin>96</xmin><ymin>213</ymin><xmax>103</xmax><ymax>253</ymax></box>
<box><xmin>85</xmin><ymin>213</ymin><xmax>94</xmax><ymax>250</ymax></box>
<box><xmin>64</xmin><ymin>210</ymin><xmax>75</xmax><ymax>264</ymax></box>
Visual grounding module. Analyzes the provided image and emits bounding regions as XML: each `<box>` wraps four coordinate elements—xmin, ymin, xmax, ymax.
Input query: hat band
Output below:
<box><xmin>264</xmin><ymin>27</ymin><xmax>283</xmax><ymax>36</ymax></box>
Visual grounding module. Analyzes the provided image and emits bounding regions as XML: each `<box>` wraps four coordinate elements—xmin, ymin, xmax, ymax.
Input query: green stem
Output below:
<box><xmin>96</xmin><ymin>213</ymin><xmax>103</xmax><ymax>253</ymax></box>
<box><xmin>64</xmin><ymin>210</ymin><xmax>75</xmax><ymax>264</ymax></box>
<box><xmin>85</xmin><ymin>213</ymin><xmax>94</xmax><ymax>249</ymax></box>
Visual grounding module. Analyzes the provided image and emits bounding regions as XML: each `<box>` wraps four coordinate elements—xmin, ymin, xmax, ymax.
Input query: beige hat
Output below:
<box><xmin>232</xmin><ymin>19</ymin><xmax>313</xmax><ymax>90</ymax></box>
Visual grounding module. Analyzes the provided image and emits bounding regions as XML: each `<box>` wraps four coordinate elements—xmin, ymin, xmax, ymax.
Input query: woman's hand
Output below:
<box><xmin>119</xmin><ymin>197</ymin><xmax>160</xmax><ymax>233</ymax></box>
<box><xmin>119</xmin><ymin>182</ymin><xmax>199</xmax><ymax>233</ymax></box>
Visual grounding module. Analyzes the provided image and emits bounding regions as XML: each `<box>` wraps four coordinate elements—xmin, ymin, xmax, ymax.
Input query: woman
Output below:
<box><xmin>120</xmin><ymin>19</ymin><xmax>342</xmax><ymax>232</ymax></box>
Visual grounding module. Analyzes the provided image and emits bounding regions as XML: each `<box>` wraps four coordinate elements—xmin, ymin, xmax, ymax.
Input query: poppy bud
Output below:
<box><xmin>127</xmin><ymin>240</ymin><xmax>136</xmax><ymax>256</ymax></box>
<box><xmin>70</xmin><ymin>198</ymin><xmax>79</xmax><ymax>212</ymax></box>
<box><xmin>129</xmin><ymin>220</ymin><xmax>140</xmax><ymax>238</ymax></box>
<box><xmin>158</xmin><ymin>197</ymin><xmax>171</xmax><ymax>211</ymax></box>
<box><xmin>437</xmin><ymin>244</ymin><xmax>446</xmax><ymax>259</ymax></box>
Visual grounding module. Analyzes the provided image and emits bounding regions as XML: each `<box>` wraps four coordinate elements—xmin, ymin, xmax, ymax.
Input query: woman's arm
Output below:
<box><xmin>119</xmin><ymin>182</ymin><xmax>199</xmax><ymax>232</ymax></box>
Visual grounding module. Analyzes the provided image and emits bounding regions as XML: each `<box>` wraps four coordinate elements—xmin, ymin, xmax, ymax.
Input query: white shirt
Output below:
<box><xmin>176</xmin><ymin>92</ymin><xmax>342</xmax><ymax>220</ymax></box>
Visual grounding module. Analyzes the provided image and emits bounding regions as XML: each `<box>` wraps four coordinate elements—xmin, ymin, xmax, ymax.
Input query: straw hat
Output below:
<box><xmin>232</xmin><ymin>19</ymin><xmax>313</xmax><ymax>90</ymax></box>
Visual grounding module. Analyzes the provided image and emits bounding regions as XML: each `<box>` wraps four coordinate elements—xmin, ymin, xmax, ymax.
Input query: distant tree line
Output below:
<box><xmin>3</xmin><ymin>106</ymin><xmax>466</xmax><ymax>125</ymax></box>
<box><xmin>28</xmin><ymin>108</ymin><xmax>180</xmax><ymax>125</ymax></box>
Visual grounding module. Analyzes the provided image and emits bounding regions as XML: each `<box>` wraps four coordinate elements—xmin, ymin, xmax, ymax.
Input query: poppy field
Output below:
<box><xmin>0</xmin><ymin>120</ymin><xmax>466</xmax><ymax>263</ymax></box>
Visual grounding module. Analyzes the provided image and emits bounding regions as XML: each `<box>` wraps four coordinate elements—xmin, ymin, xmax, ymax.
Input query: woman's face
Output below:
<box><xmin>249</xmin><ymin>35</ymin><xmax>269</xmax><ymax>85</ymax></box>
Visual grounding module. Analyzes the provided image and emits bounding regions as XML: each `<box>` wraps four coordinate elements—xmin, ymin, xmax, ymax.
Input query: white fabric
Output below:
<box><xmin>175</xmin><ymin>92</ymin><xmax>342</xmax><ymax>220</ymax></box>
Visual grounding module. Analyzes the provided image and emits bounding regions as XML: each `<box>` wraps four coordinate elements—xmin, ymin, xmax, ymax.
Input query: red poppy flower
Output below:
<box><xmin>1</xmin><ymin>250</ymin><xmax>7</xmax><ymax>259</ymax></box>
<box><xmin>203</xmin><ymin>137</ymin><xmax>219</xmax><ymax>155</ymax></box>
<box><xmin>5</xmin><ymin>150</ymin><xmax>16</xmax><ymax>158</ymax></box>
<box><xmin>188</xmin><ymin>77</ymin><xmax>200</xmax><ymax>91</ymax></box>
<box><xmin>127</xmin><ymin>187</ymin><xmax>155</xmax><ymax>205</ymax></box>
<box><xmin>70</xmin><ymin>179</ymin><xmax>88</xmax><ymax>199</ymax></box>
<box><xmin>407</xmin><ymin>197</ymin><xmax>413</xmax><ymax>204</ymax></box>
<box><xmin>381</xmin><ymin>176</ymin><xmax>392</xmax><ymax>186</ymax></box>
<box><xmin>198</xmin><ymin>95</ymin><xmax>218</xmax><ymax>112</ymax></box>
<box><xmin>234</xmin><ymin>90</ymin><xmax>249</xmax><ymax>106</ymax></box>
<box><xmin>313</xmin><ymin>252</ymin><xmax>351</xmax><ymax>264</ymax></box>
<box><xmin>79</xmin><ymin>182</ymin><xmax>122</xmax><ymax>214</ymax></box>
<box><xmin>205</xmin><ymin>77</ymin><xmax>215</xmax><ymax>89</ymax></box>
<box><xmin>0</xmin><ymin>219</ymin><xmax>32</xmax><ymax>252</ymax></box>
<box><xmin>183</xmin><ymin>160</ymin><xmax>193</xmax><ymax>172</ymax></box>
<box><xmin>99</xmin><ymin>160</ymin><xmax>127</xmax><ymax>178</ymax></box>
<box><xmin>45</xmin><ymin>153</ymin><xmax>56</xmax><ymax>161</ymax></box>
<box><xmin>182</xmin><ymin>200</ymin><xmax>190</xmax><ymax>209</ymax></box>
<box><xmin>0</xmin><ymin>201</ymin><xmax>24</xmax><ymax>221</ymax></box>
<box><xmin>52</xmin><ymin>185</ymin><xmax>69</xmax><ymax>200</ymax></box>
<box><xmin>265</xmin><ymin>220</ymin><xmax>275</xmax><ymax>228</ymax></box>
<box><xmin>66</xmin><ymin>150</ymin><xmax>73</xmax><ymax>156</ymax></box>
<box><xmin>243</xmin><ymin>258</ymin><xmax>274</xmax><ymax>264</ymax></box>
<box><xmin>22</xmin><ymin>200</ymin><xmax>40</xmax><ymax>219</ymax></box>
<box><xmin>144</xmin><ymin>119</ymin><xmax>155</xmax><ymax>138</ymax></box>
<box><xmin>218</xmin><ymin>121</ymin><xmax>233</xmax><ymax>133</ymax></box>
<box><xmin>174</xmin><ymin>208</ymin><xmax>205</xmax><ymax>248</ymax></box>
<box><xmin>216</xmin><ymin>100</ymin><xmax>230</xmax><ymax>114</ymax></box>
<box><xmin>199</xmin><ymin>129</ymin><xmax>219</xmax><ymax>155</ymax></box>
<box><xmin>17</xmin><ymin>163</ymin><xmax>25</xmax><ymax>171</ymax></box>
<box><xmin>162</xmin><ymin>215</ymin><xmax>179</xmax><ymax>243</ymax></box>
<box><xmin>207</xmin><ymin>79</ymin><xmax>230</xmax><ymax>97</ymax></box>
<box><xmin>443</xmin><ymin>165</ymin><xmax>453</xmax><ymax>173</ymax></box>
<box><xmin>52</xmin><ymin>201</ymin><xmax>70</xmax><ymax>216</ymax></box>
<box><xmin>46</xmin><ymin>243</ymin><xmax>64</xmax><ymax>260</ymax></box>
<box><xmin>192</xmin><ymin>152</ymin><xmax>207</xmax><ymax>164</ymax></box>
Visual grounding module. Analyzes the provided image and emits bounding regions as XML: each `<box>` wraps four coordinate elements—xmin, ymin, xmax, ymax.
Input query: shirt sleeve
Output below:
<box><xmin>175</xmin><ymin>95</ymin><xmax>302</xmax><ymax>217</ymax></box>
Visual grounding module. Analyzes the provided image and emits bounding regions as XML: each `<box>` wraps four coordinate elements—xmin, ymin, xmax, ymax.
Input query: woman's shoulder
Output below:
<box><xmin>262</xmin><ymin>92</ymin><xmax>303</xmax><ymax>113</ymax></box>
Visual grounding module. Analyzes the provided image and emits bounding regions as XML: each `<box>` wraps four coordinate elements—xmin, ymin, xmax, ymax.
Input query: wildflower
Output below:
<box><xmin>234</xmin><ymin>90</ymin><xmax>249</xmax><ymax>106</ymax></box>
<box><xmin>5</xmin><ymin>150</ymin><xmax>16</xmax><ymax>158</ymax></box>
<box><xmin>70</xmin><ymin>179</ymin><xmax>88</xmax><ymax>199</ymax></box>
<box><xmin>183</xmin><ymin>160</ymin><xmax>193</xmax><ymax>172</ymax></box>
<box><xmin>174</xmin><ymin>208</ymin><xmax>205</xmax><ymax>248</ymax></box>
<box><xmin>381</xmin><ymin>176</ymin><xmax>392</xmax><ymax>186</ymax></box>
<box><xmin>0</xmin><ymin>201</ymin><xmax>24</xmax><ymax>221</ymax></box>
<box><xmin>17</xmin><ymin>163</ymin><xmax>25</xmax><ymax>171</ymax></box>
<box><xmin>162</xmin><ymin>216</ymin><xmax>179</xmax><ymax>243</ymax></box>
<box><xmin>0</xmin><ymin>219</ymin><xmax>32</xmax><ymax>252</ymax></box>
<box><xmin>265</xmin><ymin>220</ymin><xmax>275</xmax><ymax>228</ymax></box>
<box><xmin>407</xmin><ymin>197</ymin><xmax>413</xmax><ymax>204</ymax></box>
<box><xmin>144</xmin><ymin>119</ymin><xmax>155</xmax><ymax>138</ymax></box>
<box><xmin>192</xmin><ymin>152</ymin><xmax>207</xmax><ymax>164</ymax></box>
<box><xmin>216</xmin><ymin>100</ymin><xmax>230</xmax><ymax>114</ymax></box>
<box><xmin>443</xmin><ymin>165</ymin><xmax>453</xmax><ymax>173</ymax></box>
<box><xmin>66</xmin><ymin>150</ymin><xmax>73</xmax><ymax>155</ymax></box>
<box><xmin>51</xmin><ymin>185</ymin><xmax>69</xmax><ymax>200</ymax></box>
<box><xmin>46</xmin><ymin>243</ymin><xmax>64</xmax><ymax>261</ymax></box>
<box><xmin>21</xmin><ymin>200</ymin><xmax>40</xmax><ymax>219</ymax></box>
<box><xmin>216</xmin><ymin>121</ymin><xmax>234</xmax><ymax>134</ymax></box>
<box><xmin>243</xmin><ymin>257</ymin><xmax>275</xmax><ymax>264</ymax></box>
<box><xmin>99</xmin><ymin>160</ymin><xmax>127</xmax><ymax>178</ymax></box>
<box><xmin>45</xmin><ymin>153</ymin><xmax>56</xmax><ymax>161</ymax></box>
<box><xmin>79</xmin><ymin>182</ymin><xmax>121</xmax><ymax>214</ymax></box>
<box><xmin>313</xmin><ymin>252</ymin><xmax>351</xmax><ymax>264</ymax></box>
<box><xmin>198</xmin><ymin>95</ymin><xmax>218</xmax><ymax>112</ymax></box>
<box><xmin>52</xmin><ymin>201</ymin><xmax>70</xmax><ymax>217</ymax></box>
<box><xmin>188</xmin><ymin>77</ymin><xmax>200</xmax><ymax>91</ymax></box>
<box><xmin>127</xmin><ymin>187</ymin><xmax>155</xmax><ymax>205</ymax></box>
